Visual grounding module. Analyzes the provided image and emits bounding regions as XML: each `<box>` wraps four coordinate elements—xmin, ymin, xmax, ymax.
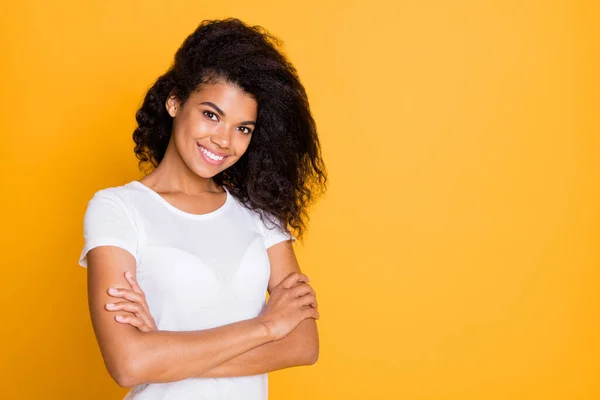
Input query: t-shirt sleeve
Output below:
<box><xmin>78</xmin><ymin>189</ymin><xmax>138</xmax><ymax>268</ymax></box>
<box><xmin>253</xmin><ymin>210</ymin><xmax>297</xmax><ymax>249</ymax></box>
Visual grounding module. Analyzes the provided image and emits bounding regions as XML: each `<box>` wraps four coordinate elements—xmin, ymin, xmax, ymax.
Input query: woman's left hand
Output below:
<box><xmin>105</xmin><ymin>271</ymin><xmax>158</xmax><ymax>332</ymax></box>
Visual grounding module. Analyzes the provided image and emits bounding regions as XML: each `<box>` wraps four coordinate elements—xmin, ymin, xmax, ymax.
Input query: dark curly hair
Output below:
<box><xmin>132</xmin><ymin>18</ymin><xmax>327</xmax><ymax>241</ymax></box>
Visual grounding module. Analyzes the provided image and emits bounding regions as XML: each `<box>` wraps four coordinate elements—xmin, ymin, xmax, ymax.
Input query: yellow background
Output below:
<box><xmin>1</xmin><ymin>0</ymin><xmax>598</xmax><ymax>399</ymax></box>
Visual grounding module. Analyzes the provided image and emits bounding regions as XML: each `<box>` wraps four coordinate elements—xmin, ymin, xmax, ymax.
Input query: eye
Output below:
<box><xmin>203</xmin><ymin>110</ymin><xmax>218</xmax><ymax>121</ymax></box>
<box><xmin>238</xmin><ymin>126</ymin><xmax>253</xmax><ymax>135</ymax></box>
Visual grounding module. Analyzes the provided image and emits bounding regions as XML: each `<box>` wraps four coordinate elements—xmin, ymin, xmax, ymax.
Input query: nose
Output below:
<box><xmin>210</xmin><ymin>123</ymin><xmax>231</xmax><ymax>149</ymax></box>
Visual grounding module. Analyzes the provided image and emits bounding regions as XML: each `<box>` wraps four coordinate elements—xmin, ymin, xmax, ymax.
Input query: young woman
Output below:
<box><xmin>78</xmin><ymin>18</ymin><xmax>327</xmax><ymax>399</ymax></box>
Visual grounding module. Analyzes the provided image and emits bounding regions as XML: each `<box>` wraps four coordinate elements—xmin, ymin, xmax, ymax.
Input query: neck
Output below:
<box><xmin>144</xmin><ymin>138</ymin><xmax>221</xmax><ymax>195</ymax></box>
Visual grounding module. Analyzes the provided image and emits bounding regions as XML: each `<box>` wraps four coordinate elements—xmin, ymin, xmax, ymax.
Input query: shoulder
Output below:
<box><xmin>229</xmin><ymin>197</ymin><xmax>296</xmax><ymax>248</ymax></box>
<box><xmin>227</xmin><ymin>194</ymin><xmax>280</xmax><ymax>229</ymax></box>
<box><xmin>79</xmin><ymin>182</ymin><xmax>141</xmax><ymax>267</ymax></box>
<box><xmin>87</xmin><ymin>181</ymin><xmax>140</xmax><ymax>203</ymax></box>
<box><xmin>83</xmin><ymin>182</ymin><xmax>141</xmax><ymax>224</ymax></box>
<box><xmin>85</xmin><ymin>181</ymin><xmax>147</xmax><ymax>209</ymax></box>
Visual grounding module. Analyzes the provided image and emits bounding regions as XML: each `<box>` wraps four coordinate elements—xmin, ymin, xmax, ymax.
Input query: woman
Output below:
<box><xmin>78</xmin><ymin>18</ymin><xmax>327</xmax><ymax>399</ymax></box>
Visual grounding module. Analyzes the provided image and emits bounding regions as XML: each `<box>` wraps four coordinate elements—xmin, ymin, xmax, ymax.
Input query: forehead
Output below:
<box><xmin>191</xmin><ymin>81</ymin><xmax>257</xmax><ymax>115</ymax></box>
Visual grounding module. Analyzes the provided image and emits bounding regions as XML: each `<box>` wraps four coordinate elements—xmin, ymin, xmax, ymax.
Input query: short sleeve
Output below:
<box><xmin>252</xmin><ymin>210</ymin><xmax>297</xmax><ymax>249</ymax></box>
<box><xmin>78</xmin><ymin>189</ymin><xmax>138</xmax><ymax>267</ymax></box>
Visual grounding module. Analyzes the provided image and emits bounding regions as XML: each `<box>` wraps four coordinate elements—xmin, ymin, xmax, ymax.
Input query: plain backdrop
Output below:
<box><xmin>1</xmin><ymin>0</ymin><xmax>599</xmax><ymax>399</ymax></box>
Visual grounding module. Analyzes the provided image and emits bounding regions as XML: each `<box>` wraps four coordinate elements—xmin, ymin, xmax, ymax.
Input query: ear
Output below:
<box><xmin>165</xmin><ymin>95</ymin><xmax>180</xmax><ymax>117</ymax></box>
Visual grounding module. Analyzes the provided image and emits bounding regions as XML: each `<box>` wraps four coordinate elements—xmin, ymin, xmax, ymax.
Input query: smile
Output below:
<box><xmin>198</xmin><ymin>144</ymin><xmax>228</xmax><ymax>165</ymax></box>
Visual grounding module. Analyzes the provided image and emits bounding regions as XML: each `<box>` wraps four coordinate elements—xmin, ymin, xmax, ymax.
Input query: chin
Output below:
<box><xmin>191</xmin><ymin>166</ymin><xmax>220</xmax><ymax>179</ymax></box>
<box><xmin>191</xmin><ymin>161</ymin><xmax>233</xmax><ymax>178</ymax></box>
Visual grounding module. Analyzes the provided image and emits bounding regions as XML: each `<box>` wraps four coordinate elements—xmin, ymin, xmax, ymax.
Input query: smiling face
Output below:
<box><xmin>165</xmin><ymin>80</ymin><xmax>258</xmax><ymax>179</ymax></box>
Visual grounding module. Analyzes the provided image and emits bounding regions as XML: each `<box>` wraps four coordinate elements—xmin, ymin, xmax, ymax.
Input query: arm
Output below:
<box><xmin>87</xmin><ymin>245</ymin><xmax>312</xmax><ymax>387</ymax></box>
<box><xmin>197</xmin><ymin>319</ymin><xmax>317</xmax><ymax>378</ymax></box>
<box><xmin>196</xmin><ymin>239</ymin><xmax>319</xmax><ymax>378</ymax></box>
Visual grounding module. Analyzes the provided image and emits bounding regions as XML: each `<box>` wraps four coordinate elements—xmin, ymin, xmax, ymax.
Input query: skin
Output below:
<box><xmin>86</xmin><ymin>80</ymin><xmax>320</xmax><ymax>387</ymax></box>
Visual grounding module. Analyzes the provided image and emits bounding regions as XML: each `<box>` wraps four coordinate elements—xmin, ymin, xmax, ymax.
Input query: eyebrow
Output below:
<box><xmin>200</xmin><ymin>101</ymin><xmax>256</xmax><ymax>126</ymax></box>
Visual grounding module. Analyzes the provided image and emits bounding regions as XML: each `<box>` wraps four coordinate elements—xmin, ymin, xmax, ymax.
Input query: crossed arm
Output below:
<box><xmin>196</xmin><ymin>240</ymin><xmax>319</xmax><ymax>377</ymax></box>
<box><xmin>197</xmin><ymin>315</ymin><xmax>318</xmax><ymax>378</ymax></box>
<box><xmin>87</xmin><ymin>239</ymin><xmax>319</xmax><ymax>387</ymax></box>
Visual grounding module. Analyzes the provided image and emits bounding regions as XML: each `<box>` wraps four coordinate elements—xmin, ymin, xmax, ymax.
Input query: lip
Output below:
<box><xmin>197</xmin><ymin>144</ymin><xmax>230</xmax><ymax>157</ymax></box>
<box><xmin>197</xmin><ymin>144</ymin><xmax>229</xmax><ymax>166</ymax></box>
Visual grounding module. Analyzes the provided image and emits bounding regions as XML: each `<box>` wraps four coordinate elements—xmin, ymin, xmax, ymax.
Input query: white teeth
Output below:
<box><xmin>200</xmin><ymin>146</ymin><xmax>224</xmax><ymax>161</ymax></box>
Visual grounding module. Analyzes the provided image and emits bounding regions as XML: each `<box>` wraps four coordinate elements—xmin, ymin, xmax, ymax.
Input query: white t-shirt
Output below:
<box><xmin>78</xmin><ymin>180</ymin><xmax>295</xmax><ymax>400</ymax></box>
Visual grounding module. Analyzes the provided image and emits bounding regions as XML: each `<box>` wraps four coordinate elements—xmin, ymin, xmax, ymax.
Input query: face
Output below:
<box><xmin>166</xmin><ymin>81</ymin><xmax>257</xmax><ymax>178</ymax></box>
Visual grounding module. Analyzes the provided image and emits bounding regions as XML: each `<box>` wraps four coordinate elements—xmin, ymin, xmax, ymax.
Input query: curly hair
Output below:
<box><xmin>132</xmin><ymin>18</ymin><xmax>327</xmax><ymax>241</ymax></box>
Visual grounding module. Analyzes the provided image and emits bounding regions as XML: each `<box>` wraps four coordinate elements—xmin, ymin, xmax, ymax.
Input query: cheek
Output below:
<box><xmin>176</xmin><ymin>115</ymin><xmax>211</xmax><ymax>138</ymax></box>
<box><xmin>187</xmin><ymin>119</ymin><xmax>212</xmax><ymax>138</ymax></box>
<box><xmin>234</xmin><ymin>136</ymin><xmax>253</xmax><ymax>156</ymax></box>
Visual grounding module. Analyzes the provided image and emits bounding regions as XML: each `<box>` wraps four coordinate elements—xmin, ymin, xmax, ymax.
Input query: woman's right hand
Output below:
<box><xmin>257</xmin><ymin>272</ymin><xmax>319</xmax><ymax>341</ymax></box>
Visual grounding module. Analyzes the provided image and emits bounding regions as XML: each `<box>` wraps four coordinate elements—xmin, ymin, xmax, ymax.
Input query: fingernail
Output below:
<box><xmin>106</xmin><ymin>303</ymin><xmax>115</xmax><ymax>308</ymax></box>
<box><xmin>125</xmin><ymin>271</ymin><xmax>132</xmax><ymax>279</ymax></box>
<box><xmin>115</xmin><ymin>315</ymin><xmax>125</xmax><ymax>322</ymax></box>
<box><xmin>108</xmin><ymin>288</ymin><xmax>118</xmax><ymax>295</ymax></box>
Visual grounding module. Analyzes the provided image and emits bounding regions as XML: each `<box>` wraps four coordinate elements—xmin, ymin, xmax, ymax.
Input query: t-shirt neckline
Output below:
<box><xmin>128</xmin><ymin>180</ymin><xmax>232</xmax><ymax>220</ymax></box>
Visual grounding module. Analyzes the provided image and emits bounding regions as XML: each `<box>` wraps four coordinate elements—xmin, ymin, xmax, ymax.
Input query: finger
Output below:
<box><xmin>108</xmin><ymin>288</ymin><xmax>144</xmax><ymax>304</ymax></box>
<box><xmin>124</xmin><ymin>271</ymin><xmax>144</xmax><ymax>295</ymax></box>
<box><xmin>132</xmin><ymin>316</ymin><xmax>155</xmax><ymax>332</ymax></box>
<box><xmin>298</xmin><ymin>294</ymin><xmax>317</xmax><ymax>308</ymax></box>
<box><xmin>307</xmin><ymin>308</ymin><xmax>320</xmax><ymax>319</ymax></box>
<box><xmin>128</xmin><ymin>315</ymin><xmax>154</xmax><ymax>332</ymax></box>
<box><xmin>108</xmin><ymin>289</ymin><xmax>153</xmax><ymax>317</ymax></box>
<box><xmin>291</xmin><ymin>283</ymin><xmax>314</xmax><ymax>297</ymax></box>
<box><xmin>281</xmin><ymin>272</ymin><xmax>309</xmax><ymax>289</ymax></box>
<box><xmin>115</xmin><ymin>314</ymin><xmax>152</xmax><ymax>332</ymax></box>
<box><xmin>281</xmin><ymin>272</ymin><xmax>301</xmax><ymax>289</ymax></box>
<box><xmin>301</xmin><ymin>301</ymin><xmax>318</xmax><ymax>309</ymax></box>
<box><xmin>289</xmin><ymin>277</ymin><xmax>310</xmax><ymax>291</ymax></box>
<box><xmin>302</xmin><ymin>307</ymin><xmax>318</xmax><ymax>320</ymax></box>
<box><xmin>105</xmin><ymin>301</ymin><xmax>143</xmax><ymax>314</ymax></box>
<box><xmin>107</xmin><ymin>301</ymin><xmax>155</xmax><ymax>329</ymax></box>
<box><xmin>123</xmin><ymin>272</ymin><xmax>151</xmax><ymax>314</ymax></box>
